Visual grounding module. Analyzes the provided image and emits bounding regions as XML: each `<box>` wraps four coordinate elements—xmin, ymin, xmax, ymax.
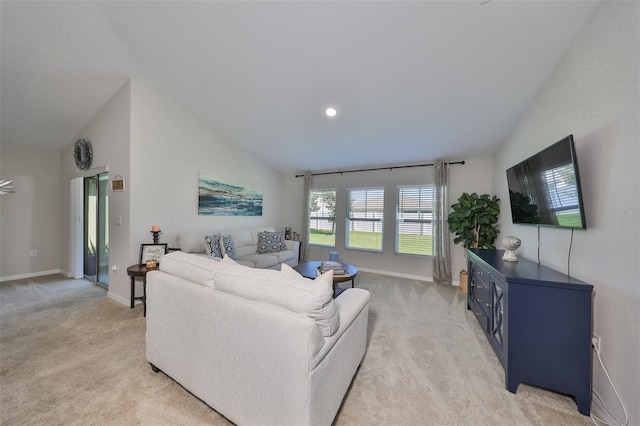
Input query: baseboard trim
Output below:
<box><xmin>356</xmin><ymin>267</ymin><xmax>433</xmax><ymax>282</ymax></box>
<box><xmin>107</xmin><ymin>291</ymin><xmax>131</xmax><ymax>307</ymax></box>
<box><xmin>0</xmin><ymin>269</ymin><xmax>64</xmax><ymax>282</ymax></box>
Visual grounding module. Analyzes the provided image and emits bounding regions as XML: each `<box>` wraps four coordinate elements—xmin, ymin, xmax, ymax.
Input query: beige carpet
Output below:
<box><xmin>0</xmin><ymin>273</ymin><xmax>591</xmax><ymax>425</ymax></box>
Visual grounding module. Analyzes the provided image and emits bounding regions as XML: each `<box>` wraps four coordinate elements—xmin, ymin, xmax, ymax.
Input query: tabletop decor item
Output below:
<box><xmin>150</xmin><ymin>225</ymin><xmax>161</xmax><ymax>244</ymax></box>
<box><xmin>502</xmin><ymin>236</ymin><xmax>522</xmax><ymax>261</ymax></box>
<box><xmin>139</xmin><ymin>243</ymin><xmax>168</xmax><ymax>265</ymax></box>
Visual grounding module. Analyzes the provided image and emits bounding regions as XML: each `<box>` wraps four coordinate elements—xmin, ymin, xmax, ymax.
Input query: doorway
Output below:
<box><xmin>83</xmin><ymin>173</ymin><xmax>109</xmax><ymax>287</ymax></box>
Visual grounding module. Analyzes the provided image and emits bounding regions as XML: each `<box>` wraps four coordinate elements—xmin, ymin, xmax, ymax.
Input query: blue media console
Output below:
<box><xmin>467</xmin><ymin>248</ymin><xmax>593</xmax><ymax>416</ymax></box>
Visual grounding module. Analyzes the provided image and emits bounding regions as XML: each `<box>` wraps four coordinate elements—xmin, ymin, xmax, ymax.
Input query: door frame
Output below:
<box><xmin>68</xmin><ymin>166</ymin><xmax>108</xmax><ymax>280</ymax></box>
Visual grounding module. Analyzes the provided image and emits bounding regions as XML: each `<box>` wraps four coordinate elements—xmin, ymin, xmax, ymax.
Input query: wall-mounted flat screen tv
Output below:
<box><xmin>506</xmin><ymin>135</ymin><xmax>586</xmax><ymax>229</ymax></box>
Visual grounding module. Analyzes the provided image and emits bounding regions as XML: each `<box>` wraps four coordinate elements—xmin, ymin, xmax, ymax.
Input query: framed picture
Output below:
<box><xmin>198</xmin><ymin>175</ymin><xmax>263</xmax><ymax>216</ymax></box>
<box><xmin>139</xmin><ymin>243</ymin><xmax>168</xmax><ymax>265</ymax></box>
<box><xmin>111</xmin><ymin>175</ymin><xmax>125</xmax><ymax>192</ymax></box>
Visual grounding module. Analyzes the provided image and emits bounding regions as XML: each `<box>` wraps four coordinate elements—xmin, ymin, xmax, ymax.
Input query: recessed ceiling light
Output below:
<box><xmin>325</xmin><ymin>107</ymin><xmax>337</xmax><ymax>117</ymax></box>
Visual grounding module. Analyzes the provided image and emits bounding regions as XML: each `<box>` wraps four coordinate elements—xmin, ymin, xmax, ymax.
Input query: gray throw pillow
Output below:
<box><xmin>257</xmin><ymin>231</ymin><xmax>286</xmax><ymax>254</ymax></box>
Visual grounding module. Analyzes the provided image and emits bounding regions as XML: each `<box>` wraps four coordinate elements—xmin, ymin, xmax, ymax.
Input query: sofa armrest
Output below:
<box><xmin>285</xmin><ymin>239</ymin><xmax>300</xmax><ymax>260</ymax></box>
<box><xmin>310</xmin><ymin>288</ymin><xmax>370</xmax><ymax>369</ymax></box>
<box><xmin>285</xmin><ymin>239</ymin><xmax>300</xmax><ymax>251</ymax></box>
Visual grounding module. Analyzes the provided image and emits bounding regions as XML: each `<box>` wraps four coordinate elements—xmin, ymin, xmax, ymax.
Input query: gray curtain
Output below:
<box><xmin>301</xmin><ymin>171</ymin><xmax>312</xmax><ymax>262</ymax></box>
<box><xmin>433</xmin><ymin>161</ymin><xmax>452</xmax><ymax>285</ymax></box>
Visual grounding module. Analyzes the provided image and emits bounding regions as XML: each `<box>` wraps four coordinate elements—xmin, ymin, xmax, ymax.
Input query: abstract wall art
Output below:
<box><xmin>198</xmin><ymin>175</ymin><xmax>263</xmax><ymax>216</ymax></box>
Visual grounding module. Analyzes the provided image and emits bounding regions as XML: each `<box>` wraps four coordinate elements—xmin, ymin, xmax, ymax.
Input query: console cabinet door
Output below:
<box><xmin>488</xmin><ymin>276</ymin><xmax>507</xmax><ymax>365</ymax></box>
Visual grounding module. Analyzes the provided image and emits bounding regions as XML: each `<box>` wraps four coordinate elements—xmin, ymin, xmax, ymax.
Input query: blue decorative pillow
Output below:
<box><xmin>257</xmin><ymin>231</ymin><xmax>286</xmax><ymax>254</ymax></box>
<box><xmin>221</xmin><ymin>234</ymin><xmax>236</xmax><ymax>259</ymax></box>
<box><xmin>204</xmin><ymin>234</ymin><xmax>223</xmax><ymax>258</ymax></box>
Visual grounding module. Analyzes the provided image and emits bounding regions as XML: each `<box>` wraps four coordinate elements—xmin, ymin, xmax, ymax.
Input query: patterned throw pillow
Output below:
<box><xmin>204</xmin><ymin>234</ymin><xmax>223</xmax><ymax>258</ymax></box>
<box><xmin>257</xmin><ymin>231</ymin><xmax>286</xmax><ymax>254</ymax></box>
<box><xmin>221</xmin><ymin>234</ymin><xmax>236</xmax><ymax>259</ymax></box>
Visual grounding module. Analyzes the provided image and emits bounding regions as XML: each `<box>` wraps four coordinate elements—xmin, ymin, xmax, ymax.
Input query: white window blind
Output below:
<box><xmin>346</xmin><ymin>188</ymin><xmax>384</xmax><ymax>251</ymax></box>
<box><xmin>309</xmin><ymin>189</ymin><xmax>336</xmax><ymax>246</ymax></box>
<box><xmin>396</xmin><ymin>185</ymin><xmax>433</xmax><ymax>256</ymax></box>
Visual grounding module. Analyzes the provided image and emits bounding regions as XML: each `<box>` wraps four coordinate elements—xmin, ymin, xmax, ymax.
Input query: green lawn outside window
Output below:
<box><xmin>309</xmin><ymin>228</ymin><xmax>432</xmax><ymax>255</ymax></box>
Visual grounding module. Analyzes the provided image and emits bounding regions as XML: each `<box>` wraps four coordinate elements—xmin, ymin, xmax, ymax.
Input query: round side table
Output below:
<box><xmin>127</xmin><ymin>264</ymin><xmax>156</xmax><ymax>316</ymax></box>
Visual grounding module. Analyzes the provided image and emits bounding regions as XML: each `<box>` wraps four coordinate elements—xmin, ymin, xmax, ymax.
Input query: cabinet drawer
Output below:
<box><xmin>472</xmin><ymin>302</ymin><xmax>489</xmax><ymax>332</ymax></box>
<box><xmin>473</xmin><ymin>263</ymin><xmax>491</xmax><ymax>307</ymax></box>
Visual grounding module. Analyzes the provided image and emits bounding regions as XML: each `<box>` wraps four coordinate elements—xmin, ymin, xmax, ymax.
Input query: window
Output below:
<box><xmin>309</xmin><ymin>189</ymin><xmax>336</xmax><ymax>246</ymax></box>
<box><xmin>346</xmin><ymin>188</ymin><xmax>384</xmax><ymax>251</ymax></box>
<box><xmin>396</xmin><ymin>185</ymin><xmax>433</xmax><ymax>256</ymax></box>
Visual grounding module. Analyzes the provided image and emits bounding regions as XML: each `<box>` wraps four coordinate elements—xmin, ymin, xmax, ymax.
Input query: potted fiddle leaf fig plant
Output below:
<box><xmin>447</xmin><ymin>192</ymin><xmax>500</xmax><ymax>293</ymax></box>
<box><xmin>448</xmin><ymin>192</ymin><xmax>501</xmax><ymax>249</ymax></box>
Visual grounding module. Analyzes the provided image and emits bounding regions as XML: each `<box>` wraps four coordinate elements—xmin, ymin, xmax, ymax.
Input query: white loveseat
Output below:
<box><xmin>176</xmin><ymin>226</ymin><xmax>300</xmax><ymax>269</ymax></box>
<box><xmin>146</xmin><ymin>251</ymin><xmax>371</xmax><ymax>426</ymax></box>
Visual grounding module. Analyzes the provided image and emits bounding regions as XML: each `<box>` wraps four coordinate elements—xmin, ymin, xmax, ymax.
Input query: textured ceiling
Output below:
<box><xmin>1</xmin><ymin>1</ymin><xmax>599</xmax><ymax>173</ymax></box>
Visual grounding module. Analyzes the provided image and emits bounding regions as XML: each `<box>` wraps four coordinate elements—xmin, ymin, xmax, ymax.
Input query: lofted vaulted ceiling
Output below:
<box><xmin>1</xmin><ymin>1</ymin><xmax>599</xmax><ymax>173</ymax></box>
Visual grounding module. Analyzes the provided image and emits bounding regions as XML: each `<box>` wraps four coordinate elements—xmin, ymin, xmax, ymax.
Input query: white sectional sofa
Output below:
<box><xmin>146</xmin><ymin>251</ymin><xmax>371</xmax><ymax>426</ymax></box>
<box><xmin>176</xmin><ymin>226</ymin><xmax>299</xmax><ymax>269</ymax></box>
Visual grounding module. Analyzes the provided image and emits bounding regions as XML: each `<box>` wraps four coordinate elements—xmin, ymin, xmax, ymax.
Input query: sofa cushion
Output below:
<box><xmin>221</xmin><ymin>234</ymin><xmax>236</xmax><ymax>259</ymax></box>
<box><xmin>257</xmin><ymin>231</ymin><xmax>286</xmax><ymax>254</ymax></box>
<box><xmin>204</xmin><ymin>234</ymin><xmax>223</xmax><ymax>258</ymax></box>
<box><xmin>159</xmin><ymin>251</ymin><xmax>224</xmax><ymax>288</ymax></box>
<box><xmin>228</xmin><ymin>228</ymin><xmax>253</xmax><ymax>248</ymax></box>
<box><xmin>177</xmin><ymin>232</ymin><xmax>207</xmax><ymax>254</ymax></box>
<box><xmin>238</xmin><ymin>253</ymin><xmax>278</xmax><ymax>269</ymax></box>
<box><xmin>213</xmin><ymin>265</ymin><xmax>339</xmax><ymax>337</ymax></box>
<box><xmin>270</xmin><ymin>250</ymin><xmax>296</xmax><ymax>264</ymax></box>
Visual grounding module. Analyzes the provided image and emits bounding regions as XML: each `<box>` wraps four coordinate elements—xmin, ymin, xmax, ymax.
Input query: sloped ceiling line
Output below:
<box><xmin>1</xmin><ymin>1</ymin><xmax>599</xmax><ymax>173</ymax></box>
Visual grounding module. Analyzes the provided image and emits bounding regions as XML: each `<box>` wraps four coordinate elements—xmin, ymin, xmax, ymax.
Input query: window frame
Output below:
<box><xmin>346</xmin><ymin>187</ymin><xmax>385</xmax><ymax>252</ymax></box>
<box><xmin>395</xmin><ymin>184</ymin><xmax>434</xmax><ymax>257</ymax></box>
<box><xmin>309</xmin><ymin>188</ymin><xmax>337</xmax><ymax>247</ymax></box>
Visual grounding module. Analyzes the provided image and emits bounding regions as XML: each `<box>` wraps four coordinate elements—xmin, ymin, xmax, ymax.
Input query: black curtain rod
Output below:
<box><xmin>295</xmin><ymin>160</ymin><xmax>465</xmax><ymax>178</ymax></box>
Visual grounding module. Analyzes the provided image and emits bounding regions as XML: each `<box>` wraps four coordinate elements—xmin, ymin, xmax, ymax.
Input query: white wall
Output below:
<box><xmin>493</xmin><ymin>2</ymin><xmax>639</xmax><ymax>423</ymax></box>
<box><xmin>58</xmin><ymin>78</ymin><xmax>289</xmax><ymax>305</ymax></box>
<box><xmin>128</xmin><ymin>79</ymin><xmax>287</xmax><ymax>255</ymax></box>
<box><xmin>61</xmin><ymin>80</ymin><xmax>131</xmax><ymax>304</ymax></box>
<box><xmin>282</xmin><ymin>158</ymin><xmax>493</xmax><ymax>280</ymax></box>
<box><xmin>0</xmin><ymin>144</ymin><xmax>62</xmax><ymax>280</ymax></box>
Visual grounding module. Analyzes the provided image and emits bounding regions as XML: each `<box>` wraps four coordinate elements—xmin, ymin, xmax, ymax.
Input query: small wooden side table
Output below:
<box><xmin>127</xmin><ymin>264</ymin><xmax>156</xmax><ymax>317</ymax></box>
